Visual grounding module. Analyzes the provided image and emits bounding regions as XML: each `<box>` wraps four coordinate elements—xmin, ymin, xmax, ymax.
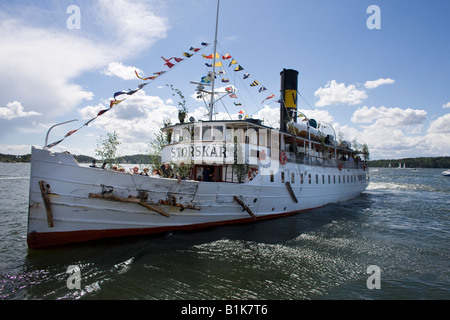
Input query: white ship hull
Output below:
<box><xmin>27</xmin><ymin>147</ymin><xmax>369</xmax><ymax>248</ymax></box>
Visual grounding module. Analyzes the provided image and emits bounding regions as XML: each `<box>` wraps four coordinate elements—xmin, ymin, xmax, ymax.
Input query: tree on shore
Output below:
<box><xmin>95</xmin><ymin>131</ymin><xmax>121</xmax><ymax>170</ymax></box>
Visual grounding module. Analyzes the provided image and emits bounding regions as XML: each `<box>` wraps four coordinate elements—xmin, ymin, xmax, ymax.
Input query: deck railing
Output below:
<box><xmin>284</xmin><ymin>151</ymin><xmax>367</xmax><ymax>170</ymax></box>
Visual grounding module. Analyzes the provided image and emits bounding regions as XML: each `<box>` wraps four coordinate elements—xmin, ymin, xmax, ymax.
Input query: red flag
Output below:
<box><xmin>65</xmin><ymin>130</ymin><xmax>77</xmax><ymax>137</ymax></box>
<box><xmin>97</xmin><ymin>109</ymin><xmax>109</xmax><ymax>116</ymax></box>
<box><xmin>164</xmin><ymin>61</ymin><xmax>175</xmax><ymax>68</ymax></box>
<box><xmin>222</xmin><ymin>53</ymin><xmax>232</xmax><ymax>59</ymax></box>
<box><xmin>261</xmin><ymin>94</ymin><xmax>275</xmax><ymax>104</ymax></box>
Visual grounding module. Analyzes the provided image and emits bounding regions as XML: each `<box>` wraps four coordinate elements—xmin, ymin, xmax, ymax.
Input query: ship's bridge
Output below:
<box><xmin>161</xmin><ymin>119</ymin><xmax>274</xmax><ymax>182</ymax></box>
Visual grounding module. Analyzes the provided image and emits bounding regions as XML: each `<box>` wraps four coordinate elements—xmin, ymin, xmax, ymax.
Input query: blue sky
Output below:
<box><xmin>0</xmin><ymin>0</ymin><xmax>449</xmax><ymax>160</ymax></box>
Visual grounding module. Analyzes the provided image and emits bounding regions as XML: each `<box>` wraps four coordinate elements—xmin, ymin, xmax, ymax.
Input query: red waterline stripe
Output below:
<box><xmin>27</xmin><ymin>206</ymin><xmax>322</xmax><ymax>249</ymax></box>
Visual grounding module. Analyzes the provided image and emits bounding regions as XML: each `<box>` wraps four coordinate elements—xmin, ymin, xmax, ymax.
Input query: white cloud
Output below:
<box><xmin>102</xmin><ymin>62</ymin><xmax>143</xmax><ymax>80</ymax></box>
<box><xmin>351</xmin><ymin>106</ymin><xmax>427</xmax><ymax>127</ymax></box>
<box><xmin>442</xmin><ymin>102</ymin><xmax>450</xmax><ymax>109</ymax></box>
<box><xmin>95</xmin><ymin>0</ymin><xmax>169</xmax><ymax>52</ymax></box>
<box><xmin>253</xmin><ymin>105</ymin><xmax>280</xmax><ymax>128</ymax></box>
<box><xmin>344</xmin><ymin>107</ymin><xmax>450</xmax><ymax>159</ymax></box>
<box><xmin>0</xmin><ymin>101</ymin><xmax>41</xmax><ymax>120</ymax></box>
<box><xmin>314</xmin><ymin>80</ymin><xmax>367</xmax><ymax>107</ymax></box>
<box><xmin>0</xmin><ymin>144</ymin><xmax>32</xmax><ymax>155</ymax></box>
<box><xmin>78</xmin><ymin>90</ymin><xmax>179</xmax><ymax>154</ymax></box>
<box><xmin>364</xmin><ymin>78</ymin><xmax>395</xmax><ymax>89</ymax></box>
<box><xmin>0</xmin><ymin>19</ymin><xmax>101</xmax><ymax>116</ymax></box>
<box><xmin>0</xmin><ymin>1</ymin><xmax>169</xmax><ymax>118</ymax></box>
<box><xmin>425</xmin><ymin>114</ymin><xmax>450</xmax><ymax>156</ymax></box>
<box><xmin>427</xmin><ymin>113</ymin><xmax>450</xmax><ymax>134</ymax></box>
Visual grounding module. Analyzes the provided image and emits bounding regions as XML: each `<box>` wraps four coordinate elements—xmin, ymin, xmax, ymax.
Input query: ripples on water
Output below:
<box><xmin>0</xmin><ymin>163</ymin><xmax>449</xmax><ymax>300</ymax></box>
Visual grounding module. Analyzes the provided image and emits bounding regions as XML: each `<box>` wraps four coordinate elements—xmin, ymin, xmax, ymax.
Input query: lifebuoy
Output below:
<box><xmin>280</xmin><ymin>152</ymin><xmax>287</xmax><ymax>165</ymax></box>
<box><xmin>248</xmin><ymin>168</ymin><xmax>258</xmax><ymax>180</ymax></box>
<box><xmin>338</xmin><ymin>162</ymin><xmax>343</xmax><ymax>170</ymax></box>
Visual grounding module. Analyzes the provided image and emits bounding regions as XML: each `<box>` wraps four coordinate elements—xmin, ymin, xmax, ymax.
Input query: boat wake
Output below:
<box><xmin>367</xmin><ymin>182</ymin><xmax>440</xmax><ymax>193</ymax></box>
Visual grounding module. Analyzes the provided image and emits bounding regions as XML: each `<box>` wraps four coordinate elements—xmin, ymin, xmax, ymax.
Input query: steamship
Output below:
<box><xmin>26</xmin><ymin>5</ymin><xmax>369</xmax><ymax>249</ymax></box>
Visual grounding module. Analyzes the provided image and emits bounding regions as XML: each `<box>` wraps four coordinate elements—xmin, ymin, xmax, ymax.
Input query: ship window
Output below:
<box><xmin>316</xmin><ymin>174</ymin><xmax>319</xmax><ymax>184</ymax></box>
<box><xmin>333</xmin><ymin>175</ymin><xmax>336</xmax><ymax>184</ymax></box>
<box><xmin>300</xmin><ymin>173</ymin><xmax>304</xmax><ymax>184</ymax></box>
<box><xmin>259</xmin><ymin>130</ymin><xmax>267</xmax><ymax>147</ymax></box>
<box><xmin>291</xmin><ymin>173</ymin><xmax>295</xmax><ymax>183</ymax></box>
<box><xmin>173</xmin><ymin>129</ymin><xmax>180</xmax><ymax>143</ymax></box>
<box><xmin>281</xmin><ymin>171</ymin><xmax>285</xmax><ymax>183</ymax></box>
<box><xmin>203</xmin><ymin>125</ymin><xmax>224</xmax><ymax>141</ymax></box>
<box><xmin>322</xmin><ymin>175</ymin><xmax>325</xmax><ymax>184</ymax></box>
<box><xmin>328</xmin><ymin>175</ymin><xmax>331</xmax><ymax>184</ymax></box>
<box><xmin>308</xmin><ymin>174</ymin><xmax>311</xmax><ymax>184</ymax></box>
<box><xmin>230</xmin><ymin>128</ymin><xmax>246</xmax><ymax>143</ymax></box>
<box><xmin>339</xmin><ymin>176</ymin><xmax>341</xmax><ymax>183</ymax></box>
<box><xmin>247</xmin><ymin>127</ymin><xmax>258</xmax><ymax>144</ymax></box>
<box><xmin>194</xmin><ymin>126</ymin><xmax>201</xmax><ymax>141</ymax></box>
<box><xmin>270</xmin><ymin>171</ymin><xmax>274</xmax><ymax>182</ymax></box>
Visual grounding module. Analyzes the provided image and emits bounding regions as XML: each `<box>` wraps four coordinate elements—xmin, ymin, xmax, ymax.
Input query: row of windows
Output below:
<box><xmin>269</xmin><ymin>171</ymin><xmax>367</xmax><ymax>184</ymax></box>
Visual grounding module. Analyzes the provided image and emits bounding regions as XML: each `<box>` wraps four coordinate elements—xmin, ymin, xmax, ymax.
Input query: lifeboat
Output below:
<box><xmin>287</xmin><ymin>119</ymin><xmax>321</xmax><ymax>141</ymax></box>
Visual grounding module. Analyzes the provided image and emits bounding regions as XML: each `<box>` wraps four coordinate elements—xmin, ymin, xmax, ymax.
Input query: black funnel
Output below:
<box><xmin>280</xmin><ymin>69</ymin><xmax>299</xmax><ymax>132</ymax></box>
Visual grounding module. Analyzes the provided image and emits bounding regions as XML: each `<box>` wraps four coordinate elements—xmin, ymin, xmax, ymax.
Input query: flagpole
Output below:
<box><xmin>210</xmin><ymin>0</ymin><xmax>220</xmax><ymax>121</ymax></box>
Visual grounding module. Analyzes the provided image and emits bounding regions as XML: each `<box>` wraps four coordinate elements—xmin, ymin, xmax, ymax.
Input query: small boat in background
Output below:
<box><xmin>442</xmin><ymin>170</ymin><xmax>450</xmax><ymax>176</ymax></box>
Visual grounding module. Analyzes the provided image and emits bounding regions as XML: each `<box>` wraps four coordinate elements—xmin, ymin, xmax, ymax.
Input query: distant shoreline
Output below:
<box><xmin>1</xmin><ymin>153</ymin><xmax>449</xmax><ymax>169</ymax></box>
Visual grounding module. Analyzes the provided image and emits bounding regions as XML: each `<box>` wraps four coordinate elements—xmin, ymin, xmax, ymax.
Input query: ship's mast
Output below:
<box><xmin>209</xmin><ymin>0</ymin><xmax>220</xmax><ymax>121</ymax></box>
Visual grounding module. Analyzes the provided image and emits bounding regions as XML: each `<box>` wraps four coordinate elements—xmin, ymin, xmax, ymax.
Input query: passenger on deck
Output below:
<box><xmin>140</xmin><ymin>168</ymin><xmax>149</xmax><ymax>176</ymax></box>
<box><xmin>176</xmin><ymin>162</ymin><xmax>188</xmax><ymax>182</ymax></box>
<box><xmin>130</xmin><ymin>166</ymin><xmax>139</xmax><ymax>174</ymax></box>
<box><xmin>152</xmin><ymin>169</ymin><xmax>161</xmax><ymax>177</ymax></box>
<box><xmin>202</xmin><ymin>166</ymin><xmax>213</xmax><ymax>182</ymax></box>
<box><xmin>160</xmin><ymin>163</ymin><xmax>173</xmax><ymax>178</ymax></box>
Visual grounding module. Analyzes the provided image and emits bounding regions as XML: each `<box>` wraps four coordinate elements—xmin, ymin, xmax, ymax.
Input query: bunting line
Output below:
<box><xmin>200</xmin><ymin>46</ymin><xmax>278</xmax><ymax>110</ymax></box>
<box><xmin>46</xmin><ymin>42</ymin><xmax>211</xmax><ymax>149</ymax></box>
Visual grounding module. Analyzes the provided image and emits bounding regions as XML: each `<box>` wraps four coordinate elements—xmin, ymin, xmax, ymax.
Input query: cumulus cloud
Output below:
<box><xmin>351</xmin><ymin>106</ymin><xmax>427</xmax><ymax>127</ymax></box>
<box><xmin>0</xmin><ymin>101</ymin><xmax>41</xmax><ymax>120</ymax></box>
<box><xmin>345</xmin><ymin>107</ymin><xmax>450</xmax><ymax>158</ymax></box>
<box><xmin>95</xmin><ymin>0</ymin><xmax>169</xmax><ymax>52</ymax></box>
<box><xmin>102</xmin><ymin>62</ymin><xmax>143</xmax><ymax>80</ymax></box>
<box><xmin>0</xmin><ymin>144</ymin><xmax>32</xmax><ymax>155</ymax></box>
<box><xmin>0</xmin><ymin>1</ymin><xmax>169</xmax><ymax>117</ymax></box>
<box><xmin>314</xmin><ymin>80</ymin><xmax>367</xmax><ymax>107</ymax></box>
<box><xmin>364</xmin><ymin>78</ymin><xmax>395</xmax><ymax>89</ymax></box>
<box><xmin>442</xmin><ymin>102</ymin><xmax>450</xmax><ymax>109</ymax></box>
<box><xmin>425</xmin><ymin>114</ymin><xmax>450</xmax><ymax>156</ymax></box>
<box><xmin>427</xmin><ymin>113</ymin><xmax>450</xmax><ymax>134</ymax></box>
<box><xmin>0</xmin><ymin>19</ymin><xmax>101</xmax><ymax>116</ymax></box>
<box><xmin>253</xmin><ymin>105</ymin><xmax>280</xmax><ymax>128</ymax></box>
<box><xmin>78</xmin><ymin>90</ymin><xmax>179</xmax><ymax>153</ymax></box>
